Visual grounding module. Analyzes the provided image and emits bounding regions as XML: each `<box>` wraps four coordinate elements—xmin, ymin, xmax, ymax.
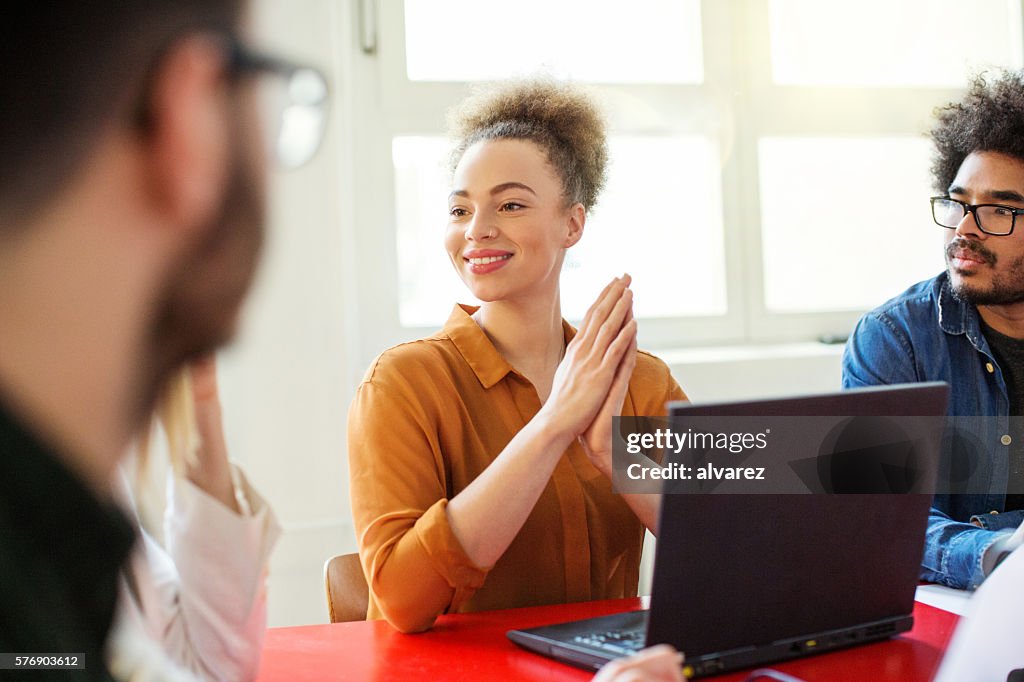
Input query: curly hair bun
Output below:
<box><xmin>447</xmin><ymin>78</ymin><xmax>608</xmax><ymax>211</ymax></box>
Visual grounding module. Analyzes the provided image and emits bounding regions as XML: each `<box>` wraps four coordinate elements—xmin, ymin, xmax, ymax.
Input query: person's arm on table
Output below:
<box><xmin>349</xmin><ymin>279</ymin><xmax>635</xmax><ymax>633</ymax></box>
<box><xmin>922</xmin><ymin>507</ymin><xmax>1013</xmax><ymax>589</ymax></box>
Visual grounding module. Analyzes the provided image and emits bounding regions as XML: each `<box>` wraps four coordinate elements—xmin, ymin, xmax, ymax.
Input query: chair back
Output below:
<box><xmin>324</xmin><ymin>552</ymin><xmax>369</xmax><ymax>623</ymax></box>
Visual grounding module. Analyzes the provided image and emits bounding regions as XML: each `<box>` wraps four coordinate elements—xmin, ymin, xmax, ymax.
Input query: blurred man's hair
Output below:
<box><xmin>0</xmin><ymin>1</ymin><xmax>244</xmax><ymax>227</ymax></box>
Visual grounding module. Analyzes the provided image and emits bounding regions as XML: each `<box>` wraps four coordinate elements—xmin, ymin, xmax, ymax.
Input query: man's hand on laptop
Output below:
<box><xmin>593</xmin><ymin>644</ymin><xmax>685</xmax><ymax>682</ymax></box>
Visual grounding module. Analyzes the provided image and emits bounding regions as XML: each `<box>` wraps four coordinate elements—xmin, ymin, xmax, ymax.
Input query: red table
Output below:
<box><xmin>257</xmin><ymin>598</ymin><xmax>958</xmax><ymax>681</ymax></box>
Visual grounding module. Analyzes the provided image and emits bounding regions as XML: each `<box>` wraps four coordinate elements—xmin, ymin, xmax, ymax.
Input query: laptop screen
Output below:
<box><xmin>647</xmin><ymin>383</ymin><xmax>948</xmax><ymax>656</ymax></box>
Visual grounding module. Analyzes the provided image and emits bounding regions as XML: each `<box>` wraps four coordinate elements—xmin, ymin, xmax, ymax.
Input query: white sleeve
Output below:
<box><xmin>934</xmin><ymin>543</ymin><xmax>1024</xmax><ymax>681</ymax></box>
<box><xmin>148</xmin><ymin>464</ymin><xmax>281</xmax><ymax>681</ymax></box>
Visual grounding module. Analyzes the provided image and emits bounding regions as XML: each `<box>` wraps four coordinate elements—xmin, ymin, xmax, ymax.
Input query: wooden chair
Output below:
<box><xmin>324</xmin><ymin>553</ymin><xmax>369</xmax><ymax>623</ymax></box>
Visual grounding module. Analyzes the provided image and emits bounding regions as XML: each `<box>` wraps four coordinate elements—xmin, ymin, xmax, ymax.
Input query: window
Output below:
<box><xmin>769</xmin><ymin>0</ymin><xmax>1023</xmax><ymax>87</ymax></box>
<box><xmin>393</xmin><ymin>135</ymin><xmax>726</xmax><ymax>327</ymax></box>
<box><xmin>404</xmin><ymin>0</ymin><xmax>704</xmax><ymax>84</ymax></box>
<box><xmin>348</xmin><ymin>0</ymin><xmax>1024</xmax><ymax>364</ymax></box>
<box><xmin>757</xmin><ymin>136</ymin><xmax>939</xmax><ymax>313</ymax></box>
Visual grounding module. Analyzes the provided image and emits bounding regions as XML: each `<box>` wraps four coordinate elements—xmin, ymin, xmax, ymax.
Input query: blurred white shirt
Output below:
<box><xmin>107</xmin><ymin>464</ymin><xmax>280</xmax><ymax>681</ymax></box>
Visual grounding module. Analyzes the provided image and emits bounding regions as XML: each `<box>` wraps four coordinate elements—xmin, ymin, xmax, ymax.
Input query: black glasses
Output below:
<box><xmin>229</xmin><ymin>38</ymin><xmax>329</xmax><ymax>169</ymax></box>
<box><xmin>930</xmin><ymin>196</ymin><xmax>1024</xmax><ymax>236</ymax></box>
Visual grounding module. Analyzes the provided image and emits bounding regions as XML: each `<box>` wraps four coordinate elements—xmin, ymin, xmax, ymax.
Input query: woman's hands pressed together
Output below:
<box><xmin>539</xmin><ymin>274</ymin><xmax>637</xmax><ymax>448</ymax></box>
<box><xmin>579</xmin><ymin>303</ymin><xmax>637</xmax><ymax>477</ymax></box>
<box><xmin>558</xmin><ymin>278</ymin><xmax>662</xmax><ymax>534</ymax></box>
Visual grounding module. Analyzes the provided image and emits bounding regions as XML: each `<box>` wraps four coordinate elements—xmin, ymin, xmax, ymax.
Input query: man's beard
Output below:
<box><xmin>141</xmin><ymin>131</ymin><xmax>265</xmax><ymax>421</ymax></box>
<box><xmin>946</xmin><ymin>237</ymin><xmax>1024</xmax><ymax>305</ymax></box>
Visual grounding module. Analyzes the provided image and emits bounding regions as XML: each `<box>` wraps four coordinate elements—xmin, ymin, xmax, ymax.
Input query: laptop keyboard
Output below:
<box><xmin>573</xmin><ymin>627</ymin><xmax>646</xmax><ymax>656</ymax></box>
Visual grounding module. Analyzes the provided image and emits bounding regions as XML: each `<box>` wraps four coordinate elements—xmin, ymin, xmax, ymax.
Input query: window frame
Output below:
<box><xmin>347</xmin><ymin>0</ymin><xmax>1024</xmax><ymax>370</ymax></box>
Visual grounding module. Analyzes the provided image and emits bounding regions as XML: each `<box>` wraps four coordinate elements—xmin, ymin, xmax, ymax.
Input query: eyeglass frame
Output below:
<box><xmin>930</xmin><ymin>196</ymin><xmax>1024</xmax><ymax>237</ymax></box>
<box><xmin>134</xmin><ymin>32</ymin><xmax>329</xmax><ymax>169</ymax></box>
<box><xmin>227</xmin><ymin>36</ymin><xmax>330</xmax><ymax>169</ymax></box>
<box><xmin>227</xmin><ymin>37</ymin><xmax>322</xmax><ymax>88</ymax></box>
<box><xmin>136</xmin><ymin>32</ymin><xmax>327</xmax><ymax>119</ymax></box>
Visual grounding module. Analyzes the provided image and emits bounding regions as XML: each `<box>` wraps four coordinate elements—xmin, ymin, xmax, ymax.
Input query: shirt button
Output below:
<box><xmin>991</xmin><ymin>510</ymin><xmax>1000</xmax><ymax>515</ymax></box>
<box><xmin>986</xmin><ymin>362</ymin><xmax>995</xmax><ymax>373</ymax></box>
<box><xmin>1001</xmin><ymin>434</ymin><xmax>1013</xmax><ymax>446</ymax></box>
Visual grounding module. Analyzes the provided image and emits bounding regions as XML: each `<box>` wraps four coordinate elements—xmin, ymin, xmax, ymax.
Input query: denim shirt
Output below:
<box><xmin>842</xmin><ymin>271</ymin><xmax>1024</xmax><ymax>589</ymax></box>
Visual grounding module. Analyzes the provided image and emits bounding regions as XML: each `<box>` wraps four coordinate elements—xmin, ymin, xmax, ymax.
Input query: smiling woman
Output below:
<box><xmin>445</xmin><ymin>140</ymin><xmax>579</xmax><ymax>313</ymax></box>
<box><xmin>347</xmin><ymin>79</ymin><xmax>687</xmax><ymax>633</ymax></box>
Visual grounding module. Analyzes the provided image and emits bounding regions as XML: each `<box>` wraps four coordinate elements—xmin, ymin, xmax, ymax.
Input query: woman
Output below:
<box><xmin>348</xmin><ymin>79</ymin><xmax>686</xmax><ymax>634</ymax></box>
<box><xmin>107</xmin><ymin>358</ymin><xmax>280</xmax><ymax>681</ymax></box>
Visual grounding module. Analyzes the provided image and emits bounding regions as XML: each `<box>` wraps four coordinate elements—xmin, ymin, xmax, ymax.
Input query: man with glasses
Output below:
<box><xmin>0</xmin><ymin>2</ymin><xmax>325</xmax><ymax>680</ymax></box>
<box><xmin>843</xmin><ymin>70</ymin><xmax>1024</xmax><ymax>591</ymax></box>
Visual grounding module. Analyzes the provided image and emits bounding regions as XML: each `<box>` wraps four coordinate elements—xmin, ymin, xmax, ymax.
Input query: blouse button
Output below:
<box><xmin>1001</xmin><ymin>434</ymin><xmax>1013</xmax><ymax>446</ymax></box>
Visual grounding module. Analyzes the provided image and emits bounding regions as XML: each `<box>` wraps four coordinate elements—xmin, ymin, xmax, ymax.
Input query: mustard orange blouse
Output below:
<box><xmin>347</xmin><ymin>304</ymin><xmax>687</xmax><ymax>632</ymax></box>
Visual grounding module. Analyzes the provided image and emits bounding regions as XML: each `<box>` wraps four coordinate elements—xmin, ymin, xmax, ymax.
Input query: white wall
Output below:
<box><xmin>662</xmin><ymin>343</ymin><xmax>843</xmax><ymax>404</ymax></box>
<box><xmin>214</xmin><ymin>1</ymin><xmax>850</xmax><ymax>627</ymax></box>
<box><xmin>216</xmin><ymin>0</ymin><xmax>361</xmax><ymax>628</ymax></box>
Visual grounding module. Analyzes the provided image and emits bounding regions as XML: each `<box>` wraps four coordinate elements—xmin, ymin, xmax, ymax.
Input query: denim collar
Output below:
<box><xmin>936</xmin><ymin>271</ymin><xmax>990</xmax><ymax>355</ymax></box>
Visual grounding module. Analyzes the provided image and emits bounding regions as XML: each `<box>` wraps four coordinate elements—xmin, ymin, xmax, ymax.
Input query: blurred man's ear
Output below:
<box><xmin>140</xmin><ymin>36</ymin><xmax>231</xmax><ymax>239</ymax></box>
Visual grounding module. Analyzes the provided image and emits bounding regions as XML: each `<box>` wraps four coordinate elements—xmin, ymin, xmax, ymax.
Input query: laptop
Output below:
<box><xmin>507</xmin><ymin>382</ymin><xmax>950</xmax><ymax>678</ymax></box>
